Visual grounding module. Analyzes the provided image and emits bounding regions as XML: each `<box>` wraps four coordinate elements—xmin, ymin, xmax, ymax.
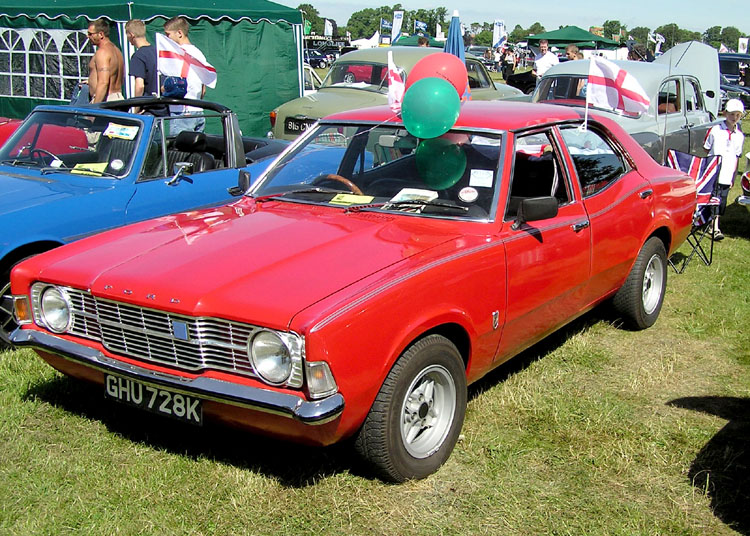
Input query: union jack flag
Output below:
<box><xmin>666</xmin><ymin>150</ymin><xmax>722</xmax><ymax>225</ymax></box>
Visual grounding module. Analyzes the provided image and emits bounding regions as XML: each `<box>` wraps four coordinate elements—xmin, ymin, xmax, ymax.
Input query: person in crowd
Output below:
<box><xmin>417</xmin><ymin>36</ymin><xmax>429</xmax><ymax>47</ymax></box>
<box><xmin>494</xmin><ymin>47</ymin><xmax>502</xmax><ymax>72</ymax></box>
<box><xmin>628</xmin><ymin>43</ymin><xmax>649</xmax><ymax>61</ymax></box>
<box><xmin>87</xmin><ymin>18</ymin><xmax>124</xmax><ymax>103</ymax></box>
<box><xmin>565</xmin><ymin>44</ymin><xmax>579</xmax><ymax>61</ymax></box>
<box><xmin>125</xmin><ymin>19</ymin><xmax>167</xmax><ymax>115</ymax></box>
<box><xmin>533</xmin><ymin>39</ymin><xmax>558</xmax><ymax>81</ymax></box>
<box><xmin>163</xmin><ymin>16</ymin><xmax>211</xmax><ymax>134</ymax></box>
<box><xmin>503</xmin><ymin>48</ymin><xmax>516</xmax><ymax>79</ymax></box>
<box><xmin>703</xmin><ymin>99</ymin><xmax>745</xmax><ymax>240</ymax></box>
<box><xmin>576</xmin><ymin>51</ymin><xmax>584</xmax><ymax>60</ymax></box>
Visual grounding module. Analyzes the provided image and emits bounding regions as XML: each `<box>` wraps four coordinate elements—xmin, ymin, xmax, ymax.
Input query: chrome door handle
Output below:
<box><xmin>639</xmin><ymin>189</ymin><xmax>653</xmax><ymax>199</ymax></box>
<box><xmin>571</xmin><ymin>220</ymin><xmax>590</xmax><ymax>232</ymax></box>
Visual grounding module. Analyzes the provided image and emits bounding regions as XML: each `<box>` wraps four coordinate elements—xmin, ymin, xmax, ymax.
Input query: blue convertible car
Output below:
<box><xmin>0</xmin><ymin>97</ymin><xmax>286</xmax><ymax>346</ymax></box>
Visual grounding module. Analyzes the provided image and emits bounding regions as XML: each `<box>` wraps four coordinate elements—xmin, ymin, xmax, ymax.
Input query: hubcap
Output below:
<box><xmin>642</xmin><ymin>253</ymin><xmax>664</xmax><ymax>315</ymax></box>
<box><xmin>400</xmin><ymin>364</ymin><xmax>457</xmax><ymax>458</ymax></box>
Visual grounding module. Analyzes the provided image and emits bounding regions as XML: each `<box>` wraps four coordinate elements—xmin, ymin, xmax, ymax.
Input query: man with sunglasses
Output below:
<box><xmin>86</xmin><ymin>18</ymin><xmax>124</xmax><ymax>103</ymax></box>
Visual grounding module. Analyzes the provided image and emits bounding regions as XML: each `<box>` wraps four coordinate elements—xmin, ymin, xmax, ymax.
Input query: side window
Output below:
<box><xmin>684</xmin><ymin>80</ymin><xmax>704</xmax><ymax>112</ymax></box>
<box><xmin>466</xmin><ymin>60</ymin><xmax>491</xmax><ymax>89</ymax></box>
<box><xmin>657</xmin><ymin>79</ymin><xmax>680</xmax><ymax>115</ymax></box>
<box><xmin>505</xmin><ymin>131</ymin><xmax>570</xmax><ymax>219</ymax></box>
<box><xmin>141</xmin><ymin>121</ymin><xmax>166</xmax><ymax>179</ymax></box>
<box><xmin>560</xmin><ymin>126</ymin><xmax>627</xmax><ymax>197</ymax></box>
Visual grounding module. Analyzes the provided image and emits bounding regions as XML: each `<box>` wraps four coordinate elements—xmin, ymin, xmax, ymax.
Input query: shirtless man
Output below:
<box><xmin>87</xmin><ymin>18</ymin><xmax>124</xmax><ymax>103</ymax></box>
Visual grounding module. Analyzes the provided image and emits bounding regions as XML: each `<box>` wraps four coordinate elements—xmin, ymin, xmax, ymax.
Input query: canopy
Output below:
<box><xmin>0</xmin><ymin>0</ymin><xmax>302</xmax><ymax>24</ymax></box>
<box><xmin>0</xmin><ymin>0</ymin><xmax>304</xmax><ymax>136</ymax></box>
<box><xmin>526</xmin><ymin>26</ymin><xmax>620</xmax><ymax>50</ymax></box>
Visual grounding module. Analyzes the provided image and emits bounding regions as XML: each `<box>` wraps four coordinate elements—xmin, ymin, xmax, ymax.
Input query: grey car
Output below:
<box><xmin>532</xmin><ymin>42</ymin><xmax>720</xmax><ymax>163</ymax></box>
<box><xmin>269</xmin><ymin>46</ymin><xmax>523</xmax><ymax>140</ymax></box>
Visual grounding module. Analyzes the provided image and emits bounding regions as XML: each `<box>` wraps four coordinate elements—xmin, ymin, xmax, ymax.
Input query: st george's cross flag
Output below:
<box><xmin>586</xmin><ymin>56</ymin><xmax>649</xmax><ymax>114</ymax></box>
<box><xmin>156</xmin><ymin>33</ymin><xmax>217</xmax><ymax>89</ymax></box>
<box><xmin>387</xmin><ymin>50</ymin><xmax>405</xmax><ymax>113</ymax></box>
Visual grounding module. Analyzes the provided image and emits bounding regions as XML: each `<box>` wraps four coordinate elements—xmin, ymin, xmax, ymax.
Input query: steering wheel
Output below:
<box><xmin>30</xmin><ymin>147</ymin><xmax>61</xmax><ymax>164</ymax></box>
<box><xmin>312</xmin><ymin>174</ymin><xmax>364</xmax><ymax>195</ymax></box>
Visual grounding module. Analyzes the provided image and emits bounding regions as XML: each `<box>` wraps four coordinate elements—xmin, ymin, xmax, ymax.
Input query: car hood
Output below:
<box><xmin>0</xmin><ymin>169</ymin><xmax>92</xmax><ymax>215</ymax></box>
<box><xmin>277</xmin><ymin>88</ymin><xmax>386</xmax><ymax>120</ymax></box>
<box><xmin>36</xmin><ymin>200</ymin><xmax>459</xmax><ymax>330</ymax></box>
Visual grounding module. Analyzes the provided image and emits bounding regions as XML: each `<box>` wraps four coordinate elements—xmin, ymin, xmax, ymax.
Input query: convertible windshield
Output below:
<box><xmin>320</xmin><ymin>62</ymin><xmax>392</xmax><ymax>92</ymax></box>
<box><xmin>0</xmin><ymin>110</ymin><xmax>141</xmax><ymax>177</ymax></box>
<box><xmin>253</xmin><ymin>124</ymin><xmax>502</xmax><ymax>220</ymax></box>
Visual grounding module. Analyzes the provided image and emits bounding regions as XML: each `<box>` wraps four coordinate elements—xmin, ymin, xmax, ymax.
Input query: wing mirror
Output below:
<box><xmin>165</xmin><ymin>162</ymin><xmax>194</xmax><ymax>186</ymax></box>
<box><xmin>511</xmin><ymin>196</ymin><xmax>559</xmax><ymax>230</ymax></box>
<box><xmin>228</xmin><ymin>169</ymin><xmax>251</xmax><ymax>196</ymax></box>
<box><xmin>705</xmin><ymin>90</ymin><xmax>715</xmax><ymax>99</ymax></box>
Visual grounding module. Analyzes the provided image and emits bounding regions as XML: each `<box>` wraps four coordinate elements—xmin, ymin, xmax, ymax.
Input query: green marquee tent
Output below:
<box><xmin>0</xmin><ymin>0</ymin><xmax>304</xmax><ymax>136</ymax></box>
<box><xmin>526</xmin><ymin>26</ymin><xmax>620</xmax><ymax>50</ymax></box>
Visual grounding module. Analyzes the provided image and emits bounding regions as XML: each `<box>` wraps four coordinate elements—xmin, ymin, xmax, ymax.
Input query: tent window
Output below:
<box><xmin>0</xmin><ymin>27</ymin><xmax>94</xmax><ymax>101</ymax></box>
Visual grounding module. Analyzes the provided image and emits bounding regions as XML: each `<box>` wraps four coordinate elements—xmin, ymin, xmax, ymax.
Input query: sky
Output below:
<box><xmin>273</xmin><ymin>0</ymin><xmax>746</xmax><ymax>35</ymax></box>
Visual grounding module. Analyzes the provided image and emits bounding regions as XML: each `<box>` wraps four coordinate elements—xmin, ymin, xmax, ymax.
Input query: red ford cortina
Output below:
<box><xmin>9</xmin><ymin>101</ymin><xmax>696</xmax><ymax>482</ymax></box>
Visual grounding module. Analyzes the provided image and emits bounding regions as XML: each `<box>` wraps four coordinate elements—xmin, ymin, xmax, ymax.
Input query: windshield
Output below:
<box><xmin>0</xmin><ymin>110</ymin><xmax>142</xmax><ymax>177</ymax></box>
<box><xmin>253</xmin><ymin>123</ymin><xmax>502</xmax><ymax>220</ymax></box>
<box><xmin>320</xmin><ymin>62</ymin><xmax>393</xmax><ymax>92</ymax></box>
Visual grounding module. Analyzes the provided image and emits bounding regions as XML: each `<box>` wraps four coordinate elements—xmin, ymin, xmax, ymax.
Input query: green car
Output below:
<box><xmin>269</xmin><ymin>46</ymin><xmax>523</xmax><ymax>140</ymax></box>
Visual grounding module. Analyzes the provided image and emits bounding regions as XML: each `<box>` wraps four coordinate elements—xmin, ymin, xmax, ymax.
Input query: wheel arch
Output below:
<box><xmin>1</xmin><ymin>240</ymin><xmax>63</xmax><ymax>274</ymax></box>
<box><xmin>646</xmin><ymin>225</ymin><xmax>672</xmax><ymax>255</ymax></box>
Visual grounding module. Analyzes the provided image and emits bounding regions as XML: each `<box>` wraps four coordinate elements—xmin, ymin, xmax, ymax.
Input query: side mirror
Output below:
<box><xmin>165</xmin><ymin>161</ymin><xmax>194</xmax><ymax>186</ymax></box>
<box><xmin>228</xmin><ymin>169</ymin><xmax>251</xmax><ymax>196</ymax></box>
<box><xmin>705</xmin><ymin>90</ymin><xmax>715</xmax><ymax>99</ymax></box>
<box><xmin>511</xmin><ymin>196</ymin><xmax>558</xmax><ymax>230</ymax></box>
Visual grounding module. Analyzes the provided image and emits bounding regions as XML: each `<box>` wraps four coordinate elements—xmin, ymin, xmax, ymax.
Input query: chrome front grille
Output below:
<box><xmin>59</xmin><ymin>287</ymin><xmax>259</xmax><ymax>378</ymax></box>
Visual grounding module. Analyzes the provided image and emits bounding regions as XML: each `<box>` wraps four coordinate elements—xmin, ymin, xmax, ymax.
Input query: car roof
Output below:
<box><xmin>332</xmin><ymin>46</ymin><xmax>459</xmax><ymax>72</ymax></box>
<box><xmin>719</xmin><ymin>53</ymin><xmax>750</xmax><ymax>61</ymax></box>
<box><xmin>325</xmin><ymin>100</ymin><xmax>585</xmax><ymax>131</ymax></box>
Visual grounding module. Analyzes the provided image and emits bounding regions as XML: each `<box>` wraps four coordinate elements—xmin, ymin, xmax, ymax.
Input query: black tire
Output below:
<box><xmin>612</xmin><ymin>237</ymin><xmax>667</xmax><ymax>330</ymax></box>
<box><xmin>0</xmin><ymin>266</ymin><xmax>15</xmax><ymax>350</ymax></box>
<box><xmin>354</xmin><ymin>334</ymin><xmax>467</xmax><ymax>482</ymax></box>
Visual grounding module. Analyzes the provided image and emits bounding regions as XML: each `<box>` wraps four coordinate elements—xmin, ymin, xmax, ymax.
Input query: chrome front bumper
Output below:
<box><xmin>11</xmin><ymin>328</ymin><xmax>344</xmax><ymax>425</ymax></box>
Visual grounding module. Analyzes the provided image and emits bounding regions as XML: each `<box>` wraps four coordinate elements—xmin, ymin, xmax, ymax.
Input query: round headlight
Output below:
<box><xmin>249</xmin><ymin>331</ymin><xmax>292</xmax><ymax>384</ymax></box>
<box><xmin>40</xmin><ymin>286</ymin><xmax>72</xmax><ymax>333</ymax></box>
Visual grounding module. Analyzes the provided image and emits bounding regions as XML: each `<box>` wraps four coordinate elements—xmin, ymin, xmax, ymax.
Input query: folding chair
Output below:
<box><xmin>665</xmin><ymin>150</ymin><xmax>722</xmax><ymax>273</ymax></box>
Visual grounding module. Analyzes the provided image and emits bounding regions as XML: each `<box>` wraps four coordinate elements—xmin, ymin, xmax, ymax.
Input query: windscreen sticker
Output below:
<box><xmin>103</xmin><ymin>123</ymin><xmax>139</xmax><ymax>140</ymax></box>
<box><xmin>469</xmin><ymin>169</ymin><xmax>493</xmax><ymax>188</ymax></box>
<box><xmin>110</xmin><ymin>159</ymin><xmax>125</xmax><ymax>171</ymax></box>
<box><xmin>390</xmin><ymin>188</ymin><xmax>438</xmax><ymax>203</ymax></box>
<box><xmin>71</xmin><ymin>162</ymin><xmax>108</xmax><ymax>176</ymax></box>
<box><xmin>329</xmin><ymin>193</ymin><xmax>375</xmax><ymax>205</ymax></box>
<box><xmin>458</xmin><ymin>187</ymin><xmax>479</xmax><ymax>203</ymax></box>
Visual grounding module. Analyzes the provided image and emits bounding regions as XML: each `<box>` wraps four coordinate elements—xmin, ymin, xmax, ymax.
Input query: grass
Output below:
<box><xmin>1</xmin><ymin>131</ymin><xmax>749</xmax><ymax>536</ymax></box>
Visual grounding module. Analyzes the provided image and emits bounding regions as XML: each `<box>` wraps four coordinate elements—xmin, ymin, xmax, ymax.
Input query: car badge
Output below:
<box><xmin>171</xmin><ymin>320</ymin><xmax>189</xmax><ymax>341</ymax></box>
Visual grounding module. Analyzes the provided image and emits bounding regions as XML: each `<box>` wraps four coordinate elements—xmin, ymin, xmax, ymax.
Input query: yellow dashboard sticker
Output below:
<box><xmin>71</xmin><ymin>162</ymin><xmax>108</xmax><ymax>176</ymax></box>
<box><xmin>103</xmin><ymin>123</ymin><xmax>139</xmax><ymax>140</ymax></box>
<box><xmin>329</xmin><ymin>194</ymin><xmax>374</xmax><ymax>205</ymax></box>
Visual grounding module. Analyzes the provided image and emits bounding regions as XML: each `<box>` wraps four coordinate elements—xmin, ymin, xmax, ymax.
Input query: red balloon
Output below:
<box><xmin>405</xmin><ymin>52</ymin><xmax>468</xmax><ymax>97</ymax></box>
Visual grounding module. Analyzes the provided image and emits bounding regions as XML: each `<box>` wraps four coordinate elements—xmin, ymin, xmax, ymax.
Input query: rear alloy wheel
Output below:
<box><xmin>354</xmin><ymin>334</ymin><xmax>467</xmax><ymax>482</ymax></box>
<box><xmin>613</xmin><ymin>237</ymin><xmax>667</xmax><ymax>330</ymax></box>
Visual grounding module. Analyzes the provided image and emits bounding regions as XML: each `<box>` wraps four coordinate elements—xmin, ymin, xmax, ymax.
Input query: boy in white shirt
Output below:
<box><xmin>703</xmin><ymin>99</ymin><xmax>745</xmax><ymax>240</ymax></box>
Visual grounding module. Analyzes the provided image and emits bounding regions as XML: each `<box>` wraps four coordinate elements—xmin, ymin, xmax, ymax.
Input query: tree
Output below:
<box><xmin>703</xmin><ymin>26</ymin><xmax>722</xmax><ymax>48</ymax></box>
<box><xmin>509</xmin><ymin>24</ymin><xmax>526</xmax><ymax>43</ymax></box>
<box><xmin>655</xmin><ymin>23</ymin><xmax>680</xmax><ymax>49</ymax></box>
<box><xmin>297</xmin><ymin>4</ymin><xmax>324</xmax><ymax>36</ymax></box>
<box><xmin>720</xmin><ymin>26</ymin><xmax>742</xmax><ymax>50</ymax></box>
<box><xmin>346</xmin><ymin>6</ymin><xmax>396</xmax><ymax>40</ymax></box>
<box><xmin>629</xmin><ymin>26</ymin><xmax>650</xmax><ymax>44</ymax></box>
<box><xmin>527</xmin><ymin>22</ymin><xmax>545</xmax><ymax>36</ymax></box>
<box><xmin>474</xmin><ymin>29</ymin><xmax>493</xmax><ymax>47</ymax></box>
<box><xmin>602</xmin><ymin>20</ymin><xmax>624</xmax><ymax>41</ymax></box>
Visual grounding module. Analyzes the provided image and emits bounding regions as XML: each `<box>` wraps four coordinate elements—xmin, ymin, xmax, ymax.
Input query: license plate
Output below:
<box><xmin>104</xmin><ymin>374</ymin><xmax>202</xmax><ymax>425</ymax></box>
<box><xmin>284</xmin><ymin>117</ymin><xmax>316</xmax><ymax>134</ymax></box>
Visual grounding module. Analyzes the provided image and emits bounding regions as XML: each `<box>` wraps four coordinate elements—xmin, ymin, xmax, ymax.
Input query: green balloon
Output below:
<box><xmin>402</xmin><ymin>77</ymin><xmax>461</xmax><ymax>139</ymax></box>
<box><xmin>415</xmin><ymin>138</ymin><xmax>467</xmax><ymax>189</ymax></box>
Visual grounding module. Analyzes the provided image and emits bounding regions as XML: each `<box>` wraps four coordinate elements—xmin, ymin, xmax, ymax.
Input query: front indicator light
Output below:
<box><xmin>13</xmin><ymin>296</ymin><xmax>31</xmax><ymax>325</ymax></box>
<box><xmin>39</xmin><ymin>286</ymin><xmax>72</xmax><ymax>333</ymax></box>
<box><xmin>306</xmin><ymin>361</ymin><xmax>338</xmax><ymax>399</ymax></box>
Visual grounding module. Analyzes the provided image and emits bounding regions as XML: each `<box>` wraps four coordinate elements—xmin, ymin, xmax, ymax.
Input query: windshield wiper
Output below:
<box><xmin>346</xmin><ymin>199</ymin><xmax>469</xmax><ymax>214</ymax></box>
<box><xmin>252</xmin><ymin>187</ymin><xmax>342</xmax><ymax>203</ymax></box>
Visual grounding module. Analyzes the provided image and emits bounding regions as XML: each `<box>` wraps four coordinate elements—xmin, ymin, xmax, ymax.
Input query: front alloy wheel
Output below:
<box><xmin>355</xmin><ymin>334</ymin><xmax>467</xmax><ymax>482</ymax></box>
